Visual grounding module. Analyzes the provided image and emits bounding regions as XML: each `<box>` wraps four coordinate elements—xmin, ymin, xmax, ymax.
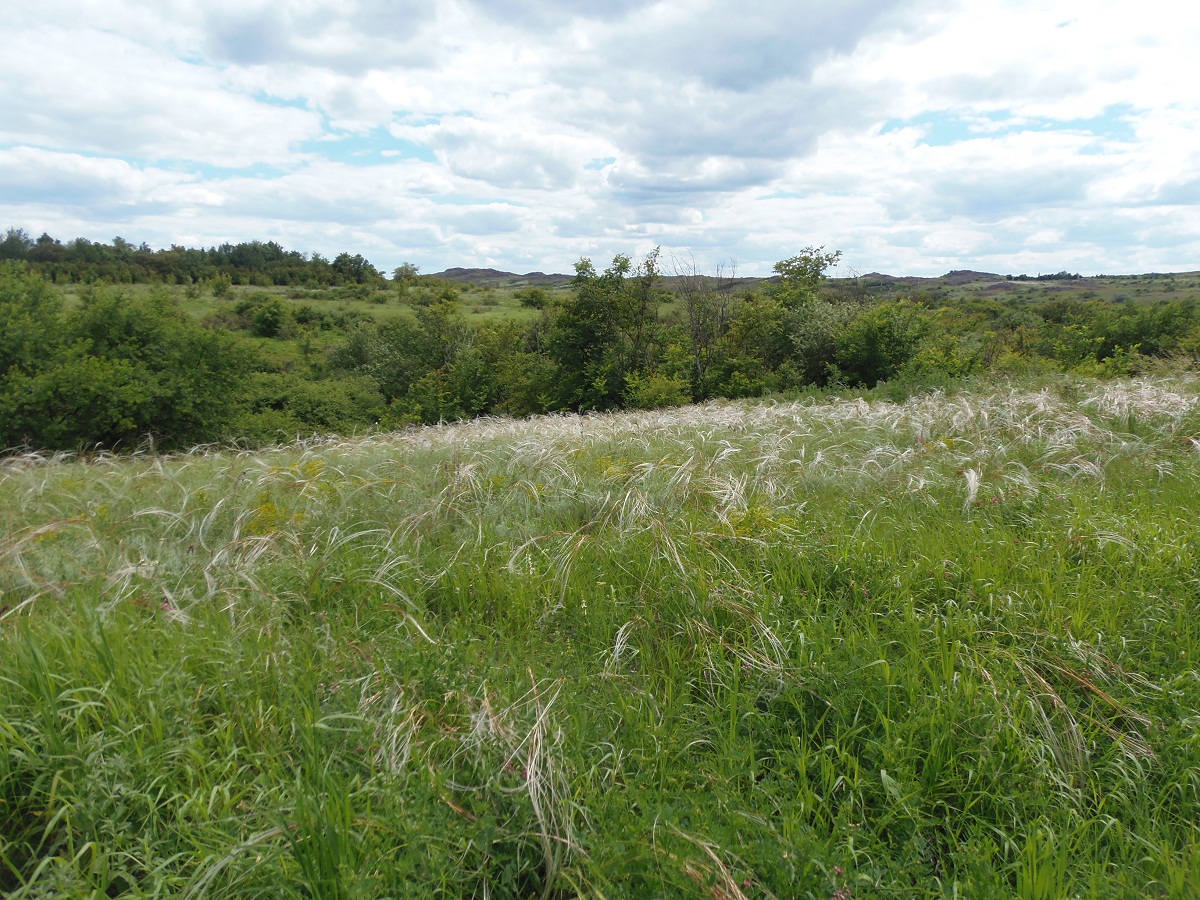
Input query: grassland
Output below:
<box><xmin>49</xmin><ymin>269</ymin><xmax>1200</xmax><ymax>330</ymax></box>
<box><xmin>3</xmin><ymin>377</ymin><xmax>1200</xmax><ymax>897</ymax></box>
<box><xmin>51</xmin><ymin>280</ymin><xmax>562</xmax><ymax>327</ymax></box>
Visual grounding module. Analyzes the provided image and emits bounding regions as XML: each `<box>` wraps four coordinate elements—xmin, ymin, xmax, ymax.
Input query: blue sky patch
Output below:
<box><xmin>881</xmin><ymin>112</ymin><xmax>978</xmax><ymax>146</ymax></box>
<box><xmin>585</xmin><ymin>157</ymin><xmax>616</xmax><ymax>171</ymax></box>
<box><xmin>249</xmin><ymin>91</ymin><xmax>310</xmax><ymax>111</ymax></box>
<box><xmin>394</xmin><ymin>111</ymin><xmax>443</xmax><ymax>127</ymax></box>
<box><xmin>882</xmin><ymin>104</ymin><xmax>1138</xmax><ymax>147</ymax></box>
<box><xmin>297</xmin><ymin>127</ymin><xmax>437</xmax><ymax>165</ymax></box>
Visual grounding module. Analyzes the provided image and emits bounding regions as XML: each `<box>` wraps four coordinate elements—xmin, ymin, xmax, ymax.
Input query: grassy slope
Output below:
<box><xmin>2</xmin><ymin>378</ymin><xmax>1200</xmax><ymax>897</ymax></box>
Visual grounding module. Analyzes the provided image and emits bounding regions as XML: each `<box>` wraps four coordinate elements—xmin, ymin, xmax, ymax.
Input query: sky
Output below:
<box><xmin>2</xmin><ymin>0</ymin><xmax>1198</xmax><ymax>278</ymax></box>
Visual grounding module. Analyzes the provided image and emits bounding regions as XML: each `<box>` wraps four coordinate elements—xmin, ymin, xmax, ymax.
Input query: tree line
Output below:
<box><xmin>2</xmin><ymin>237</ymin><xmax>1199</xmax><ymax>454</ymax></box>
<box><xmin>0</xmin><ymin>228</ymin><xmax>385</xmax><ymax>287</ymax></box>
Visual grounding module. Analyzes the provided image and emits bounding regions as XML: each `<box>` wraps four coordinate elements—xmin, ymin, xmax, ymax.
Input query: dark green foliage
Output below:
<box><xmin>0</xmin><ymin>263</ymin><xmax>62</xmax><ymax>380</ymax></box>
<box><xmin>547</xmin><ymin>250</ymin><xmax>665</xmax><ymax>410</ymax></box>
<box><xmin>235</xmin><ymin>373</ymin><xmax>386</xmax><ymax>442</ymax></box>
<box><xmin>2</xmin><ymin>350</ymin><xmax>160</xmax><ymax>449</ymax></box>
<box><xmin>0</xmin><ymin>279</ymin><xmax>249</xmax><ymax>451</ymax></box>
<box><xmin>329</xmin><ymin>302</ymin><xmax>536</xmax><ymax>425</ymax></box>
<box><xmin>331</xmin><ymin>252</ymin><xmax>385</xmax><ymax>287</ymax></box>
<box><xmin>514</xmin><ymin>286</ymin><xmax>549</xmax><ymax>308</ymax></box>
<box><xmin>704</xmin><ymin>293</ymin><xmax>791</xmax><ymax>397</ymax></box>
<box><xmin>0</xmin><ymin>228</ymin><xmax>34</xmax><ymax>261</ymax></box>
<box><xmin>0</xmin><ymin>230</ymin><xmax>389</xmax><ymax>288</ymax></box>
<box><xmin>235</xmin><ymin>295</ymin><xmax>295</xmax><ymax>338</ymax></box>
<box><xmin>832</xmin><ymin>300</ymin><xmax>931</xmax><ymax>386</ymax></box>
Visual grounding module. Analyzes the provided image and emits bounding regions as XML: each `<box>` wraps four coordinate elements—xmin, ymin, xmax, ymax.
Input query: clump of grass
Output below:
<box><xmin>2</xmin><ymin>375</ymin><xmax>1200</xmax><ymax>896</ymax></box>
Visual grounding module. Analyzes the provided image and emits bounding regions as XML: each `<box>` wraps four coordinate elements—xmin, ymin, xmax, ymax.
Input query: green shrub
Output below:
<box><xmin>624</xmin><ymin>371</ymin><xmax>691</xmax><ymax>409</ymax></box>
<box><xmin>235</xmin><ymin>372</ymin><xmax>386</xmax><ymax>442</ymax></box>
<box><xmin>833</xmin><ymin>301</ymin><xmax>929</xmax><ymax>386</ymax></box>
<box><xmin>785</xmin><ymin>298</ymin><xmax>857</xmax><ymax>385</ymax></box>
<box><xmin>210</xmin><ymin>273</ymin><xmax>232</xmax><ymax>298</ymax></box>
<box><xmin>1</xmin><ymin>283</ymin><xmax>248</xmax><ymax>451</ymax></box>
<box><xmin>515</xmin><ymin>286</ymin><xmax>549</xmax><ymax>308</ymax></box>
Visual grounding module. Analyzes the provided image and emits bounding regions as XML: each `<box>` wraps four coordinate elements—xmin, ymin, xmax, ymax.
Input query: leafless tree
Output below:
<box><xmin>671</xmin><ymin>252</ymin><xmax>738</xmax><ymax>399</ymax></box>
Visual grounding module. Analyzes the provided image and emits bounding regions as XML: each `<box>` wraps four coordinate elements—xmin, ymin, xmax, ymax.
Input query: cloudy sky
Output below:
<box><xmin>2</xmin><ymin>0</ymin><xmax>1198</xmax><ymax>277</ymax></box>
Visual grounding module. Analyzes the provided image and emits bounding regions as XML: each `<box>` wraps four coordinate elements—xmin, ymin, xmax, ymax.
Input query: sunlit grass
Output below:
<box><xmin>2</xmin><ymin>376</ymin><xmax>1200</xmax><ymax>897</ymax></box>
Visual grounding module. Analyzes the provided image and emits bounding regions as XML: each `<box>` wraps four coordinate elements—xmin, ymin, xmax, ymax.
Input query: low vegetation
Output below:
<box><xmin>4</xmin><ymin>232</ymin><xmax>1200</xmax><ymax>456</ymax></box>
<box><xmin>3</xmin><ymin>378</ymin><xmax>1200</xmax><ymax>896</ymax></box>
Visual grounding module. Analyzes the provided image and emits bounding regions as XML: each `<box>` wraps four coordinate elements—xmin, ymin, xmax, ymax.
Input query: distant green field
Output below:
<box><xmin>3</xmin><ymin>377</ymin><xmax>1200</xmax><ymax>897</ymax></box>
<box><xmin>936</xmin><ymin>272</ymin><xmax>1200</xmax><ymax>306</ymax></box>
<box><xmin>53</xmin><ymin>278</ymin><xmax>566</xmax><ymax>326</ymax></box>
<box><xmin>52</xmin><ymin>269</ymin><xmax>1200</xmax><ymax>331</ymax></box>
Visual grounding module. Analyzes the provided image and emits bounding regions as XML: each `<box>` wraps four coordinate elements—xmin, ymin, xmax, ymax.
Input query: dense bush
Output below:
<box><xmin>1</xmin><ymin>268</ymin><xmax>248</xmax><ymax>451</ymax></box>
<box><xmin>235</xmin><ymin>373</ymin><xmax>387</xmax><ymax>443</ymax></box>
<box><xmin>832</xmin><ymin>301</ymin><xmax>930</xmax><ymax>386</ymax></box>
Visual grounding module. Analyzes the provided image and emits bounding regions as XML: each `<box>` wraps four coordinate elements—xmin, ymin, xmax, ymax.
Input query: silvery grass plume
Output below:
<box><xmin>4</xmin><ymin>376</ymin><xmax>1198</xmax><ymax>624</ymax></box>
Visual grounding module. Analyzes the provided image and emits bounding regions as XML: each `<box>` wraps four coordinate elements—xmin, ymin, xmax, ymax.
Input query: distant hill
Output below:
<box><xmin>433</xmin><ymin>268</ymin><xmax>573</xmax><ymax>288</ymax></box>
<box><xmin>436</xmin><ymin>267</ymin><xmax>1004</xmax><ymax>290</ymax></box>
<box><xmin>856</xmin><ymin>270</ymin><xmax>1000</xmax><ymax>287</ymax></box>
<box><xmin>428</xmin><ymin>265</ymin><xmax>1200</xmax><ymax>308</ymax></box>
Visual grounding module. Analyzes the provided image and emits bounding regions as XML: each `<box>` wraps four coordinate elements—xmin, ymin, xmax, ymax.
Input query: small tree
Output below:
<box><xmin>768</xmin><ymin>247</ymin><xmax>849</xmax><ymax>386</ymax></box>
<box><xmin>393</xmin><ymin>262</ymin><xmax>419</xmax><ymax>282</ymax></box>
<box><xmin>332</xmin><ymin>252</ymin><xmax>385</xmax><ymax>287</ymax></box>
<box><xmin>393</xmin><ymin>263</ymin><xmax>419</xmax><ymax>299</ymax></box>
<box><xmin>548</xmin><ymin>249</ymin><xmax>662</xmax><ymax>410</ymax></box>
<box><xmin>772</xmin><ymin>246</ymin><xmax>842</xmax><ymax>309</ymax></box>
<box><xmin>0</xmin><ymin>228</ymin><xmax>34</xmax><ymax>261</ymax></box>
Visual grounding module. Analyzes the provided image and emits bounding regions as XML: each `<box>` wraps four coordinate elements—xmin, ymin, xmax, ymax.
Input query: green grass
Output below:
<box><xmin>54</xmin><ymin>281</ymin><xmax>563</xmax><ymax>325</ymax></box>
<box><xmin>62</xmin><ymin>269</ymin><xmax>1200</xmax><ymax>329</ymax></box>
<box><xmin>3</xmin><ymin>377</ymin><xmax>1200</xmax><ymax>897</ymax></box>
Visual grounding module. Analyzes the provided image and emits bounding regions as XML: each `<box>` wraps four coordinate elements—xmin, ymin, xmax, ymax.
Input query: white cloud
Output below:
<box><xmin>0</xmin><ymin>0</ymin><xmax>1197</xmax><ymax>275</ymax></box>
<box><xmin>0</xmin><ymin>26</ymin><xmax>320</xmax><ymax>166</ymax></box>
<box><xmin>595</xmin><ymin>0</ymin><xmax>919</xmax><ymax>92</ymax></box>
